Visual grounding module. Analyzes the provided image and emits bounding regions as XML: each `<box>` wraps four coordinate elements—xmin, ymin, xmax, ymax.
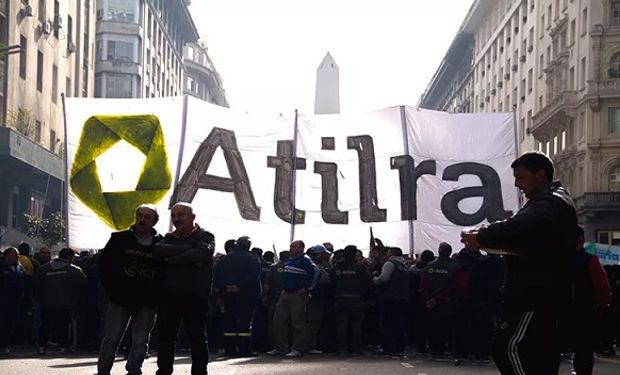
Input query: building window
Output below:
<box><xmin>52</xmin><ymin>65</ymin><xmax>58</xmax><ymax>103</ymax></box>
<box><xmin>36</xmin><ymin>51</ymin><xmax>43</xmax><ymax>92</ymax></box>
<box><xmin>19</xmin><ymin>35</ymin><xmax>27</xmax><ymax>79</ymax></box>
<box><xmin>580</xmin><ymin>57</ymin><xmax>587</xmax><ymax>90</ymax></box>
<box><xmin>105</xmin><ymin>73</ymin><xmax>133</xmax><ymax>98</ymax></box>
<box><xmin>581</xmin><ymin>8</ymin><xmax>588</xmax><ymax>36</ymax></box>
<box><xmin>612</xmin><ymin>2</ymin><xmax>620</xmax><ymax>26</ymax></box>
<box><xmin>66</xmin><ymin>77</ymin><xmax>72</xmax><ymax>97</ymax></box>
<box><xmin>53</xmin><ymin>0</ymin><xmax>60</xmax><ymax>38</ymax></box>
<box><xmin>82</xmin><ymin>63</ymin><xmax>88</xmax><ymax>97</ymax></box>
<box><xmin>569</xmin><ymin>66</ymin><xmax>575</xmax><ymax>90</ymax></box>
<box><xmin>597</xmin><ymin>230</ymin><xmax>620</xmax><ymax>246</ymax></box>
<box><xmin>107</xmin><ymin>40</ymin><xmax>135</xmax><ymax>62</ymax></box>
<box><xmin>609</xmin><ymin>53</ymin><xmax>620</xmax><ymax>78</ymax></box>
<box><xmin>107</xmin><ymin>0</ymin><xmax>137</xmax><ymax>23</ymax></box>
<box><xmin>49</xmin><ymin>129</ymin><xmax>56</xmax><ymax>152</ymax></box>
<box><xmin>610</xmin><ymin>107</ymin><xmax>620</xmax><ymax>134</ymax></box>
<box><xmin>29</xmin><ymin>190</ymin><xmax>45</xmax><ymax>219</ymax></box>
<box><xmin>561</xmin><ymin>130</ymin><xmax>566</xmax><ymax>150</ymax></box>
<box><xmin>610</xmin><ymin>165</ymin><xmax>620</xmax><ymax>191</ymax></box>
<box><xmin>38</xmin><ymin>0</ymin><xmax>46</xmax><ymax>23</ymax></box>
<box><xmin>67</xmin><ymin>15</ymin><xmax>73</xmax><ymax>45</ymax></box>
<box><xmin>35</xmin><ymin>121</ymin><xmax>41</xmax><ymax>143</ymax></box>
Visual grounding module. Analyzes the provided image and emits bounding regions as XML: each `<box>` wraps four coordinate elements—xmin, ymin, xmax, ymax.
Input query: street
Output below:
<box><xmin>1</xmin><ymin>350</ymin><xmax>620</xmax><ymax>375</ymax></box>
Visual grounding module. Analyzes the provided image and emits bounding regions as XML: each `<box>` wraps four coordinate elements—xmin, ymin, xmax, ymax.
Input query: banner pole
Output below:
<box><xmin>170</xmin><ymin>95</ymin><xmax>190</xmax><ymax>232</ymax></box>
<box><xmin>399</xmin><ymin>106</ymin><xmax>415</xmax><ymax>256</ymax></box>
<box><xmin>289</xmin><ymin>109</ymin><xmax>299</xmax><ymax>243</ymax></box>
<box><xmin>60</xmin><ymin>93</ymin><xmax>70</xmax><ymax>247</ymax></box>
<box><xmin>512</xmin><ymin>109</ymin><xmax>523</xmax><ymax>208</ymax></box>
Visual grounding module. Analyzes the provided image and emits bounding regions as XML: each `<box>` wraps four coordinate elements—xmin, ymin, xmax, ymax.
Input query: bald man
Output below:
<box><xmin>154</xmin><ymin>203</ymin><xmax>215</xmax><ymax>375</ymax></box>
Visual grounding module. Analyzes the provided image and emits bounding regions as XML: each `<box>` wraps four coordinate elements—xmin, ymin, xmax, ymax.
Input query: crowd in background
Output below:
<box><xmin>1</xmin><ymin>236</ymin><xmax>619</xmax><ymax>366</ymax></box>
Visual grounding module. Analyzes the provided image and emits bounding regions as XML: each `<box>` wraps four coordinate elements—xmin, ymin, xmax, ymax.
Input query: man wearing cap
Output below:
<box><xmin>33</xmin><ymin>248</ymin><xmax>87</xmax><ymax>354</ymax></box>
<box><xmin>213</xmin><ymin>236</ymin><xmax>261</xmax><ymax>357</ymax></box>
<box><xmin>267</xmin><ymin>240</ymin><xmax>320</xmax><ymax>358</ymax></box>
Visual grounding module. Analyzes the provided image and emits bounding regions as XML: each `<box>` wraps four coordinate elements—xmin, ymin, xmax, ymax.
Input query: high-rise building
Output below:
<box><xmin>314</xmin><ymin>52</ymin><xmax>340</xmax><ymax>114</ymax></box>
<box><xmin>183</xmin><ymin>41</ymin><xmax>228</xmax><ymax>107</ymax></box>
<box><xmin>420</xmin><ymin>0</ymin><xmax>620</xmax><ymax>244</ymax></box>
<box><xmin>0</xmin><ymin>0</ymin><xmax>96</xmax><ymax>245</ymax></box>
<box><xmin>94</xmin><ymin>0</ymin><xmax>199</xmax><ymax>98</ymax></box>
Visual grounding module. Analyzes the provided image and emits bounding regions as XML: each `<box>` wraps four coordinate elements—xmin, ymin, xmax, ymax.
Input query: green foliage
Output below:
<box><xmin>23</xmin><ymin>212</ymin><xmax>64</xmax><ymax>247</ymax></box>
<box><xmin>7</xmin><ymin>107</ymin><xmax>37</xmax><ymax>139</ymax></box>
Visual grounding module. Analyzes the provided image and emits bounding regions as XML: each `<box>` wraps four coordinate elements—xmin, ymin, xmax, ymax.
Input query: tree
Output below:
<box><xmin>7</xmin><ymin>107</ymin><xmax>37</xmax><ymax>139</ymax></box>
<box><xmin>23</xmin><ymin>212</ymin><xmax>64</xmax><ymax>247</ymax></box>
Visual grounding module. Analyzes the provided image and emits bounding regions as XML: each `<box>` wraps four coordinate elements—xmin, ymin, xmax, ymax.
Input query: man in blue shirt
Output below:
<box><xmin>267</xmin><ymin>240</ymin><xmax>320</xmax><ymax>358</ymax></box>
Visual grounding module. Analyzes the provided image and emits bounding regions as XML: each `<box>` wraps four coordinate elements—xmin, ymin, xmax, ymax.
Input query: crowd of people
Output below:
<box><xmin>0</xmin><ymin>152</ymin><xmax>619</xmax><ymax>375</ymax></box>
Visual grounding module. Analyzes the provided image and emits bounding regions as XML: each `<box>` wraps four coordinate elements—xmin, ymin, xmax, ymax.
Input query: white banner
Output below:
<box><xmin>65</xmin><ymin>97</ymin><xmax>519</xmax><ymax>254</ymax></box>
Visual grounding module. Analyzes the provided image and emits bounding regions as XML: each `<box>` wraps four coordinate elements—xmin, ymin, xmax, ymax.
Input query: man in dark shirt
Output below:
<box><xmin>97</xmin><ymin>204</ymin><xmax>163</xmax><ymax>375</ymax></box>
<box><xmin>461</xmin><ymin>152</ymin><xmax>578</xmax><ymax>374</ymax></box>
<box><xmin>329</xmin><ymin>245</ymin><xmax>370</xmax><ymax>355</ymax></box>
<box><xmin>213</xmin><ymin>236</ymin><xmax>261</xmax><ymax>357</ymax></box>
<box><xmin>154</xmin><ymin>203</ymin><xmax>215</xmax><ymax>375</ymax></box>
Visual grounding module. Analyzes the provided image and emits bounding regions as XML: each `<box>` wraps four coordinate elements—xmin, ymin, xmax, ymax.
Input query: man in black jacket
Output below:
<box><xmin>96</xmin><ymin>204</ymin><xmax>163</xmax><ymax>375</ymax></box>
<box><xmin>329</xmin><ymin>245</ymin><xmax>370</xmax><ymax>355</ymax></box>
<box><xmin>213</xmin><ymin>236</ymin><xmax>261</xmax><ymax>357</ymax></box>
<box><xmin>461</xmin><ymin>152</ymin><xmax>578</xmax><ymax>375</ymax></box>
<box><xmin>154</xmin><ymin>202</ymin><xmax>214</xmax><ymax>375</ymax></box>
<box><xmin>34</xmin><ymin>248</ymin><xmax>87</xmax><ymax>355</ymax></box>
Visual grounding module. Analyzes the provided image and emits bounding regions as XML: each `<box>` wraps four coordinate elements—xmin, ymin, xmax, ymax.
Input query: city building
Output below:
<box><xmin>419</xmin><ymin>0</ymin><xmax>620</xmax><ymax>245</ymax></box>
<box><xmin>183</xmin><ymin>40</ymin><xmax>228</xmax><ymax>107</ymax></box>
<box><xmin>94</xmin><ymin>0</ymin><xmax>199</xmax><ymax>98</ymax></box>
<box><xmin>0</xmin><ymin>0</ymin><xmax>95</xmax><ymax>246</ymax></box>
<box><xmin>314</xmin><ymin>52</ymin><xmax>340</xmax><ymax>114</ymax></box>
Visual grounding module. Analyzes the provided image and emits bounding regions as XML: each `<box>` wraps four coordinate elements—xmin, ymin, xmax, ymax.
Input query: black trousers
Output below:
<box><xmin>156</xmin><ymin>297</ymin><xmax>209</xmax><ymax>375</ymax></box>
<box><xmin>222</xmin><ymin>293</ymin><xmax>256</xmax><ymax>356</ymax></box>
<box><xmin>39</xmin><ymin>309</ymin><xmax>72</xmax><ymax>348</ymax></box>
<box><xmin>335</xmin><ymin>298</ymin><xmax>365</xmax><ymax>353</ymax></box>
<box><xmin>492</xmin><ymin>307</ymin><xmax>560</xmax><ymax>375</ymax></box>
<box><xmin>380</xmin><ymin>300</ymin><xmax>408</xmax><ymax>355</ymax></box>
<box><xmin>427</xmin><ymin>303</ymin><xmax>454</xmax><ymax>357</ymax></box>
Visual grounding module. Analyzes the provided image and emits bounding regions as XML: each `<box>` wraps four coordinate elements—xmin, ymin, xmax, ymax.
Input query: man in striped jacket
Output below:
<box><xmin>461</xmin><ymin>152</ymin><xmax>578</xmax><ymax>375</ymax></box>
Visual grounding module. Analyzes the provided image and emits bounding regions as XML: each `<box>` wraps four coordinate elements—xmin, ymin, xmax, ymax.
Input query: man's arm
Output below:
<box><xmin>306</xmin><ymin>258</ymin><xmax>321</xmax><ymax>291</ymax></box>
<box><xmin>373</xmin><ymin>261</ymin><xmax>395</xmax><ymax>285</ymax></box>
<box><xmin>165</xmin><ymin>232</ymin><xmax>215</xmax><ymax>266</ymax></box>
<box><xmin>476</xmin><ymin>198</ymin><xmax>559</xmax><ymax>255</ymax></box>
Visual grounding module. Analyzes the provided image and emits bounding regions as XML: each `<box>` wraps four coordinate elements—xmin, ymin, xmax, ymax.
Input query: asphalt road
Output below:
<box><xmin>1</xmin><ymin>350</ymin><xmax>620</xmax><ymax>375</ymax></box>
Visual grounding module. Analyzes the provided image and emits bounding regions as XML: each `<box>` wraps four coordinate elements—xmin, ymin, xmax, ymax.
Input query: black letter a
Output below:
<box><xmin>171</xmin><ymin>127</ymin><xmax>261</xmax><ymax>221</ymax></box>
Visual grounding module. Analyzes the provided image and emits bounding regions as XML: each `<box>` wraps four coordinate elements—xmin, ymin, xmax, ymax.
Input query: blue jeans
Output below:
<box><xmin>97</xmin><ymin>303</ymin><xmax>156</xmax><ymax>375</ymax></box>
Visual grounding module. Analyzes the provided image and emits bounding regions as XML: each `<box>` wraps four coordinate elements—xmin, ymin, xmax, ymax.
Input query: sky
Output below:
<box><xmin>188</xmin><ymin>0</ymin><xmax>474</xmax><ymax>116</ymax></box>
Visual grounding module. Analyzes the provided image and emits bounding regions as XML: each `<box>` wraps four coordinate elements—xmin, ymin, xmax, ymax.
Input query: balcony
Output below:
<box><xmin>531</xmin><ymin>90</ymin><xmax>579</xmax><ymax>135</ymax></box>
<box><xmin>575</xmin><ymin>192</ymin><xmax>620</xmax><ymax>216</ymax></box>
<box><xmin>587</xmin><ymin>79</ymin><xmax>620</xmax><ymax>98</ymax></box>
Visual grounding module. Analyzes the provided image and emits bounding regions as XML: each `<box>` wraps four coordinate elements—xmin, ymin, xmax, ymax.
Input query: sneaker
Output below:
<box><xmin>60</xmin><ymin>348</ymin><xmax>70</xmax><ymax>355</ymax></box>
<box><xmin>267</xmin><ymin>349</ymin><xmax>284</xmax><ymax>356</ymax></box>
<box><xmin>38</xmin><ymin>347</ymin><xmax>46</xmax><ymax>355</ymax></box>
<box><xmin>285</xmin><ymin>349</ymin><xmax>302</xmax><ymax>358</ymax></box>
<box><xmin>308</xmin><ymin>349</ymin><xmax>323</xmax><ymax>354</ymax></box>
<box><xmin>475</xmin><ymin>357</ymin><xmax>491</xmax><ymax>365</ymax></box>
<box><xmin>454</xmin><ymin>358</ymin><xmax>464</xmax><ymax>366</ymax></box>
